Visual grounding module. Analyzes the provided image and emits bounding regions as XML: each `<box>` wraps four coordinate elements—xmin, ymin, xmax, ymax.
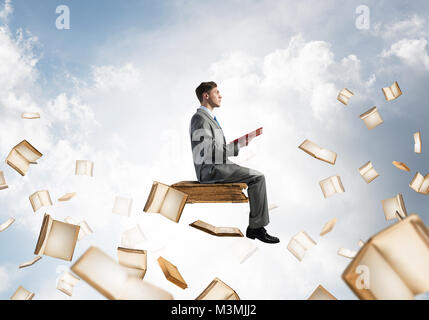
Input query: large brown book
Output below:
<box><xmin>71</xmin><ymin>246</ymin><xmax>173</xmax><ymax>300</ymax></box>
<box><xmin>143</xmin><ymin>181</ymin><xmax>188</xmax><ymax>223</ymax></box>
<box><xmin>6</xmin><ymin>140</ymin><xmax>42</xmax><ymax>176</ymax></box>
<box><xmin>342</xmin><ymin>214</ymin><xmax>429</xmax><ymax>300</ymax></box>
<box><xmin>157</xmin><ymin>256</ymin><xmax>188</xmax><ymax>289</ymax></box>
<box><xmin>34</xmin><ymin>213</ymin><xmax>80</xmax><ymax>261</ymax></box>
<box><xmin>189</xmin><ymin>220</ymin><xmax>244</xmax><ymax>237</ymax></box>
<box><xmin>171</xmin><ymin>181</ymin><xmax>248</xmax><ymax>204</ymax></box>
<box><xmin>196</xmin><ymin>277</ymin><xmax>240</xmax><ymax>300</ymax></box>
<box><xmin>117</xmin><ymin>247</ymin><xmax>147</xmax><ymax>280</ymax></box>
<box><xmin>298</xmin><ymin>139</ymin><xmax>337</xmax><ymax>165</ymax></box>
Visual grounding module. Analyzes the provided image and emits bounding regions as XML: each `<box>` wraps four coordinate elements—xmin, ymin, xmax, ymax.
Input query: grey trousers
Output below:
<box><xmin>199</xmin><ymin>163</ymin><xmax>270</xmax><ymax>229</ymax></box>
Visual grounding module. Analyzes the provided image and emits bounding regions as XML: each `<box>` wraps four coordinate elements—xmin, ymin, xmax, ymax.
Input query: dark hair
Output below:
<box><xmin>195</xmin><ymin>81</ymin><xmax>217</xmax><ymax>103</ymax></box>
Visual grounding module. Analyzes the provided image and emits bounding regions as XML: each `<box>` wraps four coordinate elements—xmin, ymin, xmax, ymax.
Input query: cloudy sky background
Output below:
<box><xmin>1</xmin><ymin>0</ymin><xmax>429</xmax><ymax>300</ymax></box>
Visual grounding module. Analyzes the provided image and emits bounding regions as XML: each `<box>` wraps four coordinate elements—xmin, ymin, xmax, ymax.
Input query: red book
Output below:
<box><xmin>231</xmin><ymin>127</ymin><xmax>263</xmax><ymax>146</ymax></box>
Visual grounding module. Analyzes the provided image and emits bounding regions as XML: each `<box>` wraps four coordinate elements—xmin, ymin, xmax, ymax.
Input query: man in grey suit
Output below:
<box><xmin>189</xmin><ymin>81</ymin><xmax>279</xmax><ymax>244</ymax></box>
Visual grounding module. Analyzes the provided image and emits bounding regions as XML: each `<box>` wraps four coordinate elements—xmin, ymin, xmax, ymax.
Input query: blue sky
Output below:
<box><xmin>1</xmin><ymin>0</ymin><xmax>429</xmax><ymax>300</ymax></box>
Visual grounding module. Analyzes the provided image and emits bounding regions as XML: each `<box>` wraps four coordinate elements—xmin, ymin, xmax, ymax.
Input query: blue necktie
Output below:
<box><xmin>214</xmin><ymin>116</ymin><xmax>221</xmax><ymax>129</ymax></box>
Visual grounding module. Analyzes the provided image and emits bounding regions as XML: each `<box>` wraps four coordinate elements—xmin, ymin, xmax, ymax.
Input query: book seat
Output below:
<box><xmin>171</xmin><ymin>181</ymin><xmax>248</xmax><ymax>204</ymax></box>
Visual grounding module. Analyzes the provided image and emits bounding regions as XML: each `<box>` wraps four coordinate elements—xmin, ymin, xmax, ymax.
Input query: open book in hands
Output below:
<box><xmin>230</xmin><ymin>127</ymin><xmax>263</xmax><ymax>148</ymax></box>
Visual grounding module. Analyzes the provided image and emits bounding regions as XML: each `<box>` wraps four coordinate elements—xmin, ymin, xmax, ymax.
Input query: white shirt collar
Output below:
<box><xmin>199</xmin><ymin>105</ymin><xmax>215</xmax><ymax>119</ymax></box>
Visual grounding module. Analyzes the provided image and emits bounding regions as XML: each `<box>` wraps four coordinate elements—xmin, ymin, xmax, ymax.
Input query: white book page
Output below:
<box><xmin>146</xmin><ymin>183</ymin><xmax>169</xmax><ymax>213</ymax></box>
<box><xmin>410</xmin><ymin>173</ymin><xmax>424</xmax><ymax>192</ymax></box>
<box><xmin>15</xmin><ymin>142</ymin><xmax>40</xmax><ymax>162</ymax></box>
<box><xmin>287</xmin><ymin>238</ymin><xmax>306</xmax><ymax>261</ymax></box>
<box><xmin>317</xmin><ymin>149</ymin><xmax>336</xmax><ymax>163</ymax></box>
<box><xmin>8</xmin><ymin>149</ymin><xmax>29</xmax><ymax>173</ymax></box>
<box><xmin>43</xmin><ymin>220</ymin><xmax>78</xmax><ymax>260</ymax></box>
<box><xmin>300</xmin><ymin>140</ymin><xmax>321</xmax><ymax>157</ymax></box>
<box><xmin>160</xmin><ymin>188</ymin><xmax>185</xmax><ymax>222</ymax></box>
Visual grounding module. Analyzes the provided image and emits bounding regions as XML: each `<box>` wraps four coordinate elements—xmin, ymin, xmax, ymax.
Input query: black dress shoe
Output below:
<box><xmin>246</xmin><ymin>227</ymin><xmax>280</xmax><ymax>244</ymax></box>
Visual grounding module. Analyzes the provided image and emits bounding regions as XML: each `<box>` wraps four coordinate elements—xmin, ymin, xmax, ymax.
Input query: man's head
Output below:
<box><xmin>195</xmin><ymin>81</ymin><xmax>222</xmax><ymax>110</ymax></box>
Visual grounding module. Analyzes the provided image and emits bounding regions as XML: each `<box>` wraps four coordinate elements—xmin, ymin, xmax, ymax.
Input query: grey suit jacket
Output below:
<box><xmin>189</xmin><ymin>108</ymin><xmax>240</xmax><ymax>182</ymax></box>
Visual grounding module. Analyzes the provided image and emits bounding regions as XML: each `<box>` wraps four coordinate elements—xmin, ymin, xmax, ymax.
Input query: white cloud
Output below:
<box><xmin>0</xmin><ymin>267</ymin><xmax>10</xmax><ymax>293</ymax></box>
<box><xmin>0</xmin><ymin>0</ymin><xmax>12</xmax><ymax>23</ymax></box>
<box><xmin>381</xmin><ymin>38</ymin><xmax>429</xmax><ymax>70</ymax></box>
<box><xmin>91</xmin><ymin>63</ymin><xmax>144</xmax><ymax>92</ymax></box>
<box><xmin>374</xmin><ymin>15</ymin><xmax>425</xmax><ymax>40</ymax></box>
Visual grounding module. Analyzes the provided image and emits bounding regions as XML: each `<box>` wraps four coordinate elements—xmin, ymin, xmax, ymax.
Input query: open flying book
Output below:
<box><xmin>0</xmin><ymin>171</ymin><xmax>8</xmax><ymax>190</ymax></box>
<box><xmin>112</xmin><ymin>196</ymin><xmax>133</xmax><ymax>217</ymax></box>
<box><xmin>409</xmin><ymin>172</ymin><xmax>429</xmax><ymax>194</ymax></box>
<box><xmin>34</xmin><ymin>213</ymin><xmax>80</xmax><ymax>261</ymax></box>
<box><xmin>358</xmin><ymin>161</ymin><xmax>379</xmax><ymax>184</ymax></box>
<box><xmin>320</xmin><ymin>218</ymin><xmax>337</xmax><ymax>236</ymax></box>
<box><xmin>196</xmin><ymin>277</ymin><xmax>240</xmax><ymax>300</ymax></box>
<box><xmin>71</xmin><ymin>246</ymin><xmax>173</xmax><ymax>300</ymax></box>
<box><xmin>0</xmin><ymin>217</ymin><xmax>15</xmax><ymax>232</ymax></box>
<box><xmin>6</xmin><ymin>140</ymin><xmax>42</xmax><ymax>176</ymax></box>
<box><xmin>189</xmin><ymin>220</ymin><xmax>244</xmax><ymax>237</ymax></box>
<box><xmin>10</xmin><ymin>286</ymin><xmax>34</xmax><ymax>300</ymax></box>
<box><xmin>19</xmin><ymin>256</ymin><xmax>42</xmax><ymax>269</ymax></box>
<box><xmin>75</xmin><ymin>160</ymin><xmax>94</xmax><ymax>176</ymax></box>
<box><xmin>157</xmin><ymin>256</ymin><xmax>188</xmax><ymax>289</ymax></box>
<box><xmin>392</xmin><ymin>161</ymin><xmax>410</xmax><ymax>172</ymax></box>
<box><xmin>319</xmin><ymin>175</ymin><xmax>345</xmax><ymax>198</ymax></box>
<box><xmin>382</xmin><ymin>81</ymin><xmax>402</xmax><ymax>101</ymax></box>
<box><xmin>307</xmin><ymin>285</ymin><xmax>337</xmax><ymax>300</ymax></box>
<box><xmin>287</xmin><ymin>231</ymin><xmax>316</xmax><ymax>261</ymax></box>
<box><xmin>414</xmin><ymin>132</ymin><xmax>422</xmax><ymax>153</ymax></box>
<box><xmin>337</xmin><ymin>88</ymin><xmax>354</xmax><ymax>105</ymax></box>
<box><xmin>298</xmin><ymin>139</ymin><xmax>337</xmax><ymax>165</ymax></box>
<box><xmin>117</xmin><ymin>247</ymin><xmax>147</xmax><ymax>280</ymax></box>
<box><xmin>359</xmin><ymin>107</ymin><xmax>383</xmax><ymax>130</ymax></box>
<box><xmin>143</xmin><ymin>181</ymin><xmax>188</xmax><ymax>223</ymax></box>
<box><xmin>21</xmin><ymin>112</ymin><xmax>40</xmax><ymax>119</ymax></box>
<box><xmin>57</xmin><ymin>271</ymin><xmax>80</xmax><ymax>297</ymax></box>
<box><xmin>29</xmin><ymin>190</ymin><xmax>53</xmax><ymax>212</ymax></box>
<box><xmin>342</xmin><ymin>214</ymin><xmax>429</xmax><ymax>300</ymax></box>
<box><xmin>230</xmin><ymin>127</ymin><xmax>263</xmax><ymax>147</ymax></box>
<box><xmin>338</xmin><ymin>248</ymin><xmax>357</xmax><ymax>259</ymax></box>
<box><xmin>64</xmin><ymin>217</ymin><xmax>93</xmax><ymax>241</ymax></box>
<box><xmin>381</xmin><ymin>193</ymin><xmax>407</xmax><ymax>221</ymax></box>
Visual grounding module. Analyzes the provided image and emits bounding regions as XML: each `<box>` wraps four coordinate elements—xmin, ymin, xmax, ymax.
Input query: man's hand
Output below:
<box><xmin>237</xmin><ymin>134</ymin><xmax>256</xmax><ymax>148</ymax></box>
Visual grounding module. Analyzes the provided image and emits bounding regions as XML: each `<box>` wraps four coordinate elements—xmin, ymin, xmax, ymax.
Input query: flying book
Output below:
<box><xmin>298</xmin><ymin>139</ymin><xmax>337</xmax><ymax>165</ymax></box>
<box><xmin>57</xmin><ymin>271</ymin><xmax>80</xmax><ymax>297</ymax></box>
<box><xmin>143</xmin><ymin>181</ymin><xmax>188</xmax><ymax>223</ymax></box>
<box><xmin>319</xmin><ymin>175</ymin><xmax>345</xmax><ymax>198</ymax></box>
<box><xmin>381</xmin><ymin>193</ymin><xmax>407</xmax><ymax>221</ymax></box>
<box><xmin>382</xmin><ymin>81</ymin><xmax>402</xmax><ymax>101</ymax></box>
<box><xmin>10</xmin><ymin>286</ymin><xmax>34</xmax><ymax>300</ymax></box>
<box><xmin>0</xmin><ymin>217</ymin><xmax>15</xmax><ymax>232</ymax></box>
<box><xmin>392</xmin><ymin>161</ymin><xmax>410</xmax><ymax>172</ymax></box>
<box><xmin>231</xmin><ymin>239</ymin><xmax>259</xmax><ymax>264</ymax></box>
<box><xmin>414</xmin><ymin>132</ymin><xmax>422</xmax><ymax>153</ymax></box>
<box><xmin>342</xmin><ymin>214</ymin><xmax>429</xmax><ymax>300</ymax></box>
<box><xmin>338</xmin><ymin>248</ymin><xmax>357</xmax><ymax>259</ymax></box>
<box><xmin>287</xmin><ymin>231</ymin><xmax>316</xmax><ymax>261</ymax></box>
<box><xmin>34</xmin><ymin>213</ymin><xmax>80</xmax><ymax>261</ymax></box>
<box><xmin>58</xmin><ymin>192</ymin><xmax>76</xmax><ymax>202</ymax></box>
<box><xmin>21</xmin><ymin>112</ymin><xmax>40</xmax><ymax>119</ymax></box>
<box><xmin>19</xmin><ymin>256</ymin><xmax>42</xmax><ymax>269</ymax></box>
<box><xmin>71</xmin><ymin>246</ymin><xmax>173</xmax><ymax>300</ymax></box>
<box><xmin>196</xmin><ymin>277</ymin><xmax>240</xmax><ymax>300</ymax></box>
<box><xmin>117</xmin><ymin>247</ymin><xmax>147</xmax><ymax>280</ymax></box>
<box><xmin>64</xmin><ymin>217</ymin><xmax>93</xmax><ymax>241</ymax></box>
<box><xmin>112</xmin><ymin>196</ymin><xmax>133</xmax><ymax>217</ymax></box>
<box><xmin>320</xmin><ymin>218</ymin><xmax>337</xmax><ymax>236</ymax></box>
<box><xmin>75</xmin><ymin>160</ymin><xmax>94</xmax><ymax>176</ymax></box>
<box><xmin>409</xmin><ymin>172</ymin><xmax>429</xmax><ymax>194</ymax></box>
<box><xmin>189</xmin><ymin>220</ymin><xmax>244</xmax><ymax>237</ymax></box>
<box><xmin>359</xmin><ymin>107</ymin><xmax>383</xmax><ymax>130</ymax></box>
<box><xmin>121</xmin><ymin>225</ymin><xmax>147</xmax><ymax>249</ymax></box>
<box><xmin>0</xmin><ymin>171</ymin><xmax>8</xmax><ymax>190</ymax></box>
<box><xmin>29</xmin><ymin>190</ymin><xmax>53</xmax><ymax>212</ymax></box>
<box><xmin>230</xmin><ymin>127</ymin><xmax>263</xmax><ymax>147</ymax></box>
<box><xmin>358</xmin><ymin>161</ymin><xmax>379</xmax><ymax>184</ymax></box>
<box><xmin>157</xmin><ymin>256</ymin><xmax>188</xmax><ymax>289</ymax></box>
<box><xmin>6</xmin><ymin>140</ymin><xmax>42</xmax><ymax>176</ymax></box>
<box><xmin>307</xmin><ymin>285</ymin><xmax>337</xmax><ymax>300</ymax></box>
<box><xmin>337</xmin><ymin>88</ymin><xmax>354</xmax><ymax>105</ymax></box>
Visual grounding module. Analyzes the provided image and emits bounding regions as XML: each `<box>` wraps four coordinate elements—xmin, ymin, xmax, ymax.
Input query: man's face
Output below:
<box><xmin>206</xmin><ymin>87</ymin><xmax>222</xmax><ymax>108</ymax></box>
